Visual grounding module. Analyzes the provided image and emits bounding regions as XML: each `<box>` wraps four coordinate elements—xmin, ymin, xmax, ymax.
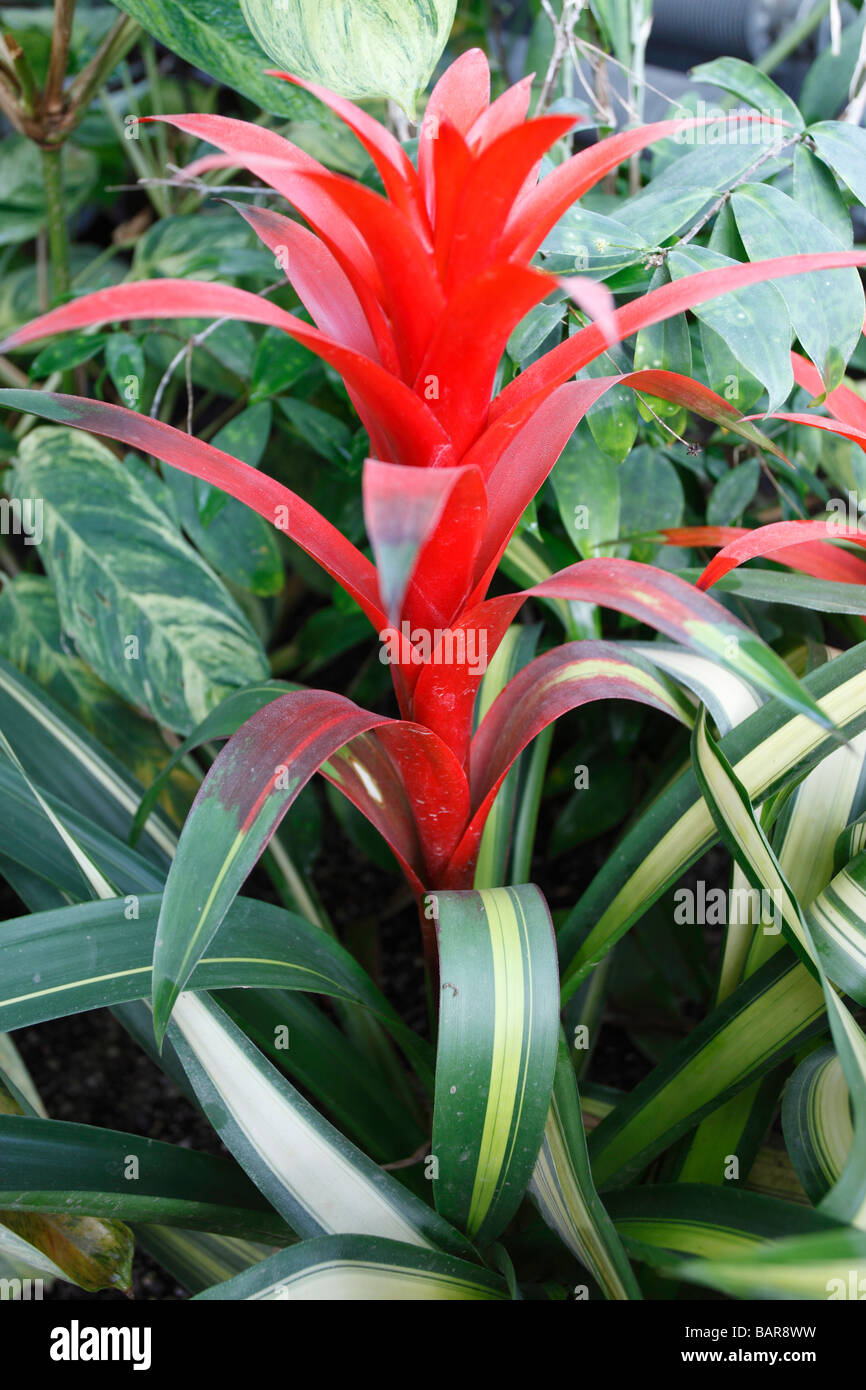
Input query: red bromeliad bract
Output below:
<box><xmin>2</xmin><ymin>50</ymin><xmax>865</xmax><ymax>1029</ymax></box>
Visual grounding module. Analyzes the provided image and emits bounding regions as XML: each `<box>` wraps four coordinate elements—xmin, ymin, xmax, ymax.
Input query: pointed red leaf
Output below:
<box><xmin>663</xmin><ymin>525</ymin><xmax>866</xmax><ymax>585</ymax></box>
<box><xmin>226</xmin><ymin>200</ymin><xmax>379</xmax><ymax>359</ymax></box>
<box><xmin>419</xmin><ymin>47</ymin><xmax>491</xmax><ymax>215</ymax></box>
<box><xmin>697</xmin><ymin>518</ymin><xmax>866</xmax><ymax>591</ymax></box>
<box><xmin>266</xmin><ymin>69</ymin><xmax>431</xmax><ymax>240</ymax></box>
<box><xmin>791</xmin><ymin>349</ymin><xmax>866</xmax><ymax>431</ymax></box>
<box><xmin>0</xmin><ymin>281</ymin><xmax>454</xmax><ymax>470</ymax></box>
<box><xmin>501</xmin><ymin>114</ymin><xmax>787</xmax><ymax>263</ymax></box>
<box><xmin>494</xmin><ymin>250</ymin><xmax>866</xmax><ymax>423</ymax></box>
<box><xmin>0</xmin><ymin>390</ymin><xmax>386</xmax><ymax>627</ymax></box>
<box><xmin>286</xmin><ymin>167</ymin><xmax>444</xmax><ymax>380</ymax></box>
<box><xmin>148</xmin><ymin>113</ymin><xmax>396</xmax><ymax>367</ymax></box>
<box><xmin>363</xmin><ymin>459</ymin><xmax>486</xmax><ymax>629</ymax></box>
<box><xmin>441</xmin><ymin>641</ymin><xmax>688</xmax><ymax>888</ymax></box>
<box><xmin>468</xmin><ymin>74</ymin><xmax>534</xmax><ymax>151</ymax></box>
<box><xmin>431</xmin><ymin>120</ymin><xmax>474</xmax><ymax>276</ymax></box>
<box><xmin>414</xmin><ymin>262</ymin><xmax>553</xmax><ymax>457</ymax></box>
<box><xmin>443</xmin><ymin>114</ymin><xmax>577</xmax><ymax>289</ymax></box>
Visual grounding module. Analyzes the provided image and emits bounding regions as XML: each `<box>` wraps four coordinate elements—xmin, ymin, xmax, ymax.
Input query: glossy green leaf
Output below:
<box><xmin>706</xmin><ymin>460</ymin><xmax>760</xmax><ymax>527</ymax></box>
<box><xmin>689</xmin><ymin>58</ymin><xmax>803</xmax><ymax>131</ymax></box>
<box><xmin>809</xmin><ymin>122</ymin><xmax>866</xmax><ymax>209</ymax></box>
<box><xmin>667</xmin><ymin>245</ymin><xmax>792</xmax><ymax>412</ymax></box>
<box><xmin>0</xmin><ymin>1115</ymin><xmax>292</xmax><ymax>1242</ymax></box>
<box><xmin>731</xmin><ymin>183</ymin><xmax>863</xmax><ymax>392</ymax></box>
<box><xmin>793</xmin><ymin>144</ymin><xmax>853</xmax><ymax>249</ymax></box>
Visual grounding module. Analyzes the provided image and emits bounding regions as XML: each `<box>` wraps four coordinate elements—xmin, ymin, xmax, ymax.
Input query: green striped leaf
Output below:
<box><xmin>136</xmin><ymin>1227</ymin><xmax>282</xmax><ymax>1296</ymax></box>
<box><xmin>782</xmin><ymin>1046</ymin><xmax>853</xmax><ymax>1207</ymax></box>
<box><xmin>0</xmin><ymin>894</ymin><xmax>426</xmax><ymax>1078</ymax></box>
<box><xmin>691</xmin><ymin>707</ymin><xmax>866</xmax><ymax>1229</ymax></box>
<box><xmin>239</xmin><ymin>0</ymin><xmax>457</xmax><ymax>116</ymax></box>
<box><xmin>608</xmin><ymin>1183</ymin><xmax>838</xmax><ymax>1264</ymax></box>
<box><xmin>807</xmin><ymin>848</ymin><xmax>866</xmax><ymax>1004</ymax></box>
<box><xmin>672</xmin><ymin>1227</ymin><xmax>866</xmax><ymax>1300</ymax></box>
<box><xmin>588</xmin><ymin>952</ymin><xmax>825</xmax><ymax>1189</ymax></box>
<box><xmin>0</xmin><ymin>1115</ymin><xmax>291</xmax><ymax>1243</ymax></box>
<box><xmin>9</xmin><ymin>427</ymin><xmax>268</xmax><ymax>735</ymax></box>
<box><xmin>560</xmin><ymin>645</ymin><xmax>866</xmax><ymax>997</ymax></box>
<box><xmin>431</xmin><ymin>886</ymin><xmax>560</xmax><ymax>1245</ymax></box>
<box><xmin>529</xmin><ymin>1034</ymin><xmax>640</xmax><ymax>1300</ymax></box>
<box><xmin>168</xmin><ymin>991</ymin><xmax>471</xmax><ymax>1255</ymax></box>
<box><xmin>195</xmin><ymin>1234</ymin><xmax>508</xmax><ymax>1301</ymax></box>
<box><xmin>473</xmin><ymin>625</ymin><xmax>542</xmax><ymax>889</ymax></box>
<box><xmin>0</xmin><ymin>654</ymin><xmax>175</xmax><ymax>868</ymax></box>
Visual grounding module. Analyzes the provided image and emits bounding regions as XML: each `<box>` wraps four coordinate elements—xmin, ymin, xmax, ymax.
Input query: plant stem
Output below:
<box><xmin>64</xmin><ymin>14</ymin><xmax>141</xmax><ymax>131</ymax></box>
<box><xmin>757</xmin><ymin>0</ymin><xmax>831</xmax><ymax>75</ymax></box>
<box><xmin>45</xmin><ymin>0</ymin><xmax>76</xmax><ymax>115</ymax></box>
<box><xmin>40</xmin><ymin>145</ymin><xmax>70</xmax><ymax>300</ymax></box>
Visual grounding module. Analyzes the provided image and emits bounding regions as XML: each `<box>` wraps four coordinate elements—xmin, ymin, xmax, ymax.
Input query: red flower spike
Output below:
<box><xmin>418</xmin><ymin>47</ymin><xmax>491</xmax><ymax>217</ymax></box>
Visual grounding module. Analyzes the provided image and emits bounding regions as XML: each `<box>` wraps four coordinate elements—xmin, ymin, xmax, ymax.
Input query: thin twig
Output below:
<box><xmin>537</xmin><ymin>0</ymin><xmax>585</xmax><ymax>114</ymax></box>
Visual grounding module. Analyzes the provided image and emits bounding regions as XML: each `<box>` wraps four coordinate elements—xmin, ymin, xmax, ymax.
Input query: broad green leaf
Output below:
<box><xmin>0</xmin><ymin>1114</ymin><xmax>291</xmax><ymax>1243</ymax></box>
<box><xmin>110</xmin><ymin>0</ymin><xmax>325</xmax><ymax>118</ymax></box>
<box><xmin>168</xmin><ymin>991</ymin><xmax>471</xmax><ymax>1254</ymax></box>
<box><xmin>809</xmin><ymin>122</ymin><xmax>866</xmax><ymax>207</ymax></box>
<box><xmin>529</xmin><ymin>1034</ymin><xmax>640</xmax><ymax>1299</ymax></box>
<box><xmin>800</xmin><ymin>12</ymin><xmax>866</xmax><ymax>122</ymax></box>
<box><xmin>194</xmin><ymin>1234</ymin><xmax>508</xmax><ymax>1300</ymax></box>
<box><xmin>105</xmin><ymin>332</ymin><xmax>146</xmax><ymax>410</ymax></box>
<box><xmin>576</xmin><ymin>345</ymin><xmax>639</xmax><ymax>463</ymax></box>
<box><xmin>240</xmin><ymin>0</ymin><xmax>457</xmax><ymax>117</ymax></box>
<box><xmin>672</xmin><ymin>1226</ymin><xmax>866</xmax><ymax>1300</ymax></box>
<box><xmin>782</xmin><ymin>1046</ymin><xmax>853</xmax><ymax>1207</ymax></box>
<box><xmin>0</xmin><ymin>138</ymin><xmax>97</xmax><ymax>248</ymax></box>
<box><xmin>689</xmin><ymin>58</ymin><xmax>803</xmax><ymax>132</ymax></box>
<box><xmin>706</xmin><ymin>459</ymin><xmax>760</xmax><ymax>526</ymax></box>
<box><xmin>0</xmin><ymin>891</ymin><xmax>432</xmax><ymax>1090</ymax></box>
<box><xmin>432</xmin><ymin>887</ymin><xmax>560</xmax><ymax>1245</ymax></box>
<box><xmin>793</xmin><ymin>144</ymin><xmax>853</xmax><ymax>249</ymax></box>
<box><xmin>8</xmin><ymin>427</ymin><xmax>269</xmax><ymax>733</ymax></box>
<box><xmin>731</xmin><ymin>183</ymin><xmax>863</xmax><ymax>392</ymax></box>
<box><xmin>667</xmin><ymin>245</ymin><xmax>792</xmax><ymax>413</ymax></box>
<box><xmin>543</xmin><ymin>207</ymin><xmax>651</xmax><ymax>279</ymax></box>
<box><xmin>633</xmin><ymin>264</ymin><xmax>692</xmax><ymax>421</ymax></box>
<box><xmin>31</xmin><ymin>333</ymin><xmax>108</xmax><ymax>378</ymax></box>
<box><xmin>618</xmin><ymin>447</ymin><xmax>684</xmax><ymax>556</ymax></box>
